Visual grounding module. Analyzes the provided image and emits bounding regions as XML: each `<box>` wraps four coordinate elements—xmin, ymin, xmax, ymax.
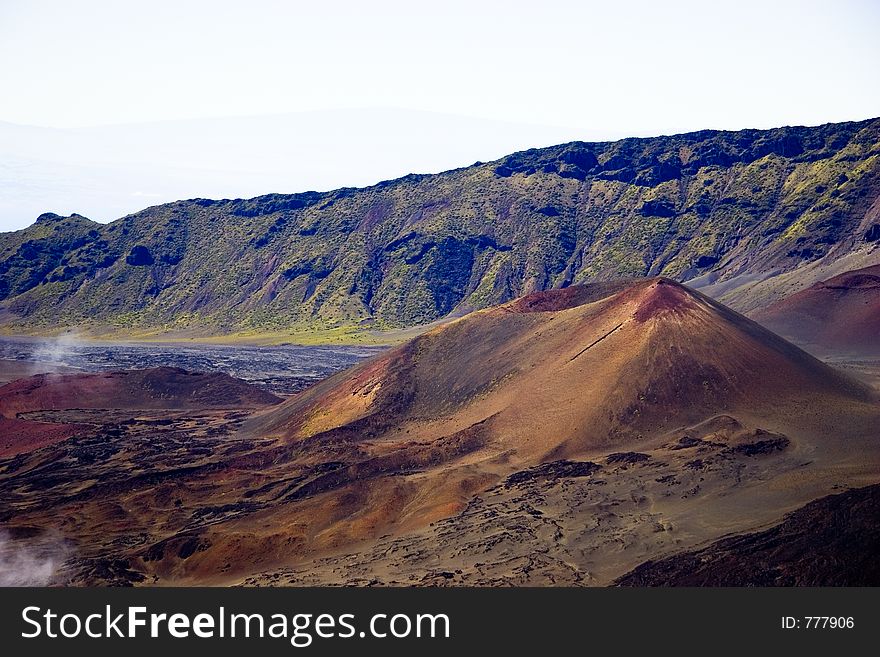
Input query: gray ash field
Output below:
<box><xmin>0</xmin><ymin>337</ymin><xmax>384</xmax><ymax>395</ymax></box>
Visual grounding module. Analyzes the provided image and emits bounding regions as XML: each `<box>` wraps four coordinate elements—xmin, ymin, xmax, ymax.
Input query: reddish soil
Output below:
<box><xmin>506</xmin><ymin>280</ymin><xmax>632</xmax><ymax>313</ymax></box>
<box><xmin>0</xmin><ymin>417</ymin><xmax>87</xmax><ymax>457</ymax></box>
<box><xmin>632</xmin><ymin>278</ymin><xmax>698</xmax><ymax>322</ymax></box>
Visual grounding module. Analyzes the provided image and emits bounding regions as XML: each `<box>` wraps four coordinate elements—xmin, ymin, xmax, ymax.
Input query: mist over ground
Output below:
<box><xmin>0</xmin><ymin>529</ymin><xmax>70</xmax><ymax>586</ymax></box>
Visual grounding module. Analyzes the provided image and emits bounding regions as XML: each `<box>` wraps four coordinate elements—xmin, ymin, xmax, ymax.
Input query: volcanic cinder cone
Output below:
<box><xmin>751</xmin><ymin>264</ymin><xmax>880</xmax><ymax>356</ymax></box>
<box><xmin>202</xmin><ymin>276</ymin><xmax>878</xmax><ymax>584</ymax></box>
<box><xmin>252</xmin><ymin>277</ymin><xmax>872</xmax><ymax>464</ymax></box>
<box><xmin>0</xmin><ymin>367</ymin><xmax>281</xmax><ymax>419</ymax></box>
<box><xmin>0</xmin><ymin>367</ymin><xmax>280</xmax><ymax>457</ymax></box>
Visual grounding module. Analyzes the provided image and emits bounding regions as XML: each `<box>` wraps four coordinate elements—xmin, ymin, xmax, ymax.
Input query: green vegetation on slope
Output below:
<box><xmin>2</xmin><ymin>118</ymin><xmax>879</xmax><ymax>337</ymax></box>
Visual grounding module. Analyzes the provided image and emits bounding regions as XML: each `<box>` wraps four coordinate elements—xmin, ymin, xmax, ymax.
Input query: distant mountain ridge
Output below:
<box><xmin>1</xmin><ymin>117</ymin><xmax>879</xmax><ymax>336</ymax></box>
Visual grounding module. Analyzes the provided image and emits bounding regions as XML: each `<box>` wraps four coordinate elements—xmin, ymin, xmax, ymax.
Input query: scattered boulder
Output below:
<box><xmin>669</xmin><ymin>437</ymin><xmax>702</xmax><ymax>449</ymax></box>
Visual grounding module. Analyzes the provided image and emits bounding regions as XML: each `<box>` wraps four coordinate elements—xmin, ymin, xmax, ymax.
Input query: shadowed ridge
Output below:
<box><xmin>3</xmin><ymin>118</ymin><xmax>879</xmax><ymax>335</ymax></box>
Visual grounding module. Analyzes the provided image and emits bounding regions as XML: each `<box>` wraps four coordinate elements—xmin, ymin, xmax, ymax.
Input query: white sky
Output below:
<box><xmin>0</xmin><ymin>0</ymin><xmax>878</xmax><ymax>230</ymax></box>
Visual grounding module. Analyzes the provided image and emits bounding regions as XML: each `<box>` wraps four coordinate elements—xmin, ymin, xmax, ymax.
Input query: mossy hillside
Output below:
<box><xmin>1</xmin><ymin>118</ymin><xmax>879</xmax><ymax>336</ymax></box>
<box><xmin>0</xmin><ymin>213</ymin><xmax>100</xmax><ymax>301</ymax></box>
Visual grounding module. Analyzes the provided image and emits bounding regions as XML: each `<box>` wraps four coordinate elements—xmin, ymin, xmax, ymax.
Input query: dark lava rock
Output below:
<box><xmin>606</xmin><ymin>452</ymin><xmax>651</xmax><ymax>465</ymax></box>
<box><xmin>634</xmin><ymin>160</ymin><xmax>681</xmax><ymax>186</ymax></box>
<box><xmin>559</xmin><ymin>146</ymin><xmax>598</xmax><ymax>171</ymax></box>
<box><xmin>616</xmin><ymin>484</ymin><xmax>880</xmax><ymax>586</ymax></box>
<box><xmin>177</xmin><ymin>536</ymin><xmax>209</xmax><ymax>560</ymax></box>
<box><xmin>695</xmin><ymin>254</ymin><xmax>719</xmax><ymax>268</ymax></box>
<box><xmin>73</xmin><ymin>557</ymin><xmax>147</xmax><ymax>587</ymax></box>
<box><xmin>35</xmin><ymin>212</ymin><xmax>64</xmax><ymax>224</ymax></box>
<box><xmin>505</xmin><ymin>460</ymin><xmax>601</xmax><ymax>487</ymax></box>
<box><xmin>864</xmin><ymin>223</ymin><xmax>880</xmax><ymax>242</ymax></box>
<box><xmin>142</xmin><ymin>533</ymin><xmax>211</xmax><ymax>563</ymax></box>
<box><xmin>536</xmin><ymin>205</ymin><xmax>561</xmax><ymax>216</ymax></box>
<box><xmin>724</xmin><ymin>436</ymin><xmax>790</xmax><ymax>457</ymax></box>
<box><xmin>557</xmin><ymin>164</ymin><xmax>589</xmax><ymax>181</ymax></box>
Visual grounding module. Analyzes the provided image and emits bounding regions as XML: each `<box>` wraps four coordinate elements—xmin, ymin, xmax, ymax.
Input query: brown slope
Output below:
<box><xmin>0</xmin><ymin>417</ymin><xmax>88</xmax><ymax>458</ymax></box>
<box><xmin>751</xmin><ymin>264</ymin><xmax>880</xmax><ymax>356</ymax></box>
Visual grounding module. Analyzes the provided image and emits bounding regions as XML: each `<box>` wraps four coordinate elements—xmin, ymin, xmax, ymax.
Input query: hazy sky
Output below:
<box><xmin>0</xmin><ymin>0</ymin><xmax>878</xmax><ymax>230</ymax></box>
<box><xmin>3</xmin><ymin>0</ymin><xmax>879</xmax><ymax>130</ymax></box>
